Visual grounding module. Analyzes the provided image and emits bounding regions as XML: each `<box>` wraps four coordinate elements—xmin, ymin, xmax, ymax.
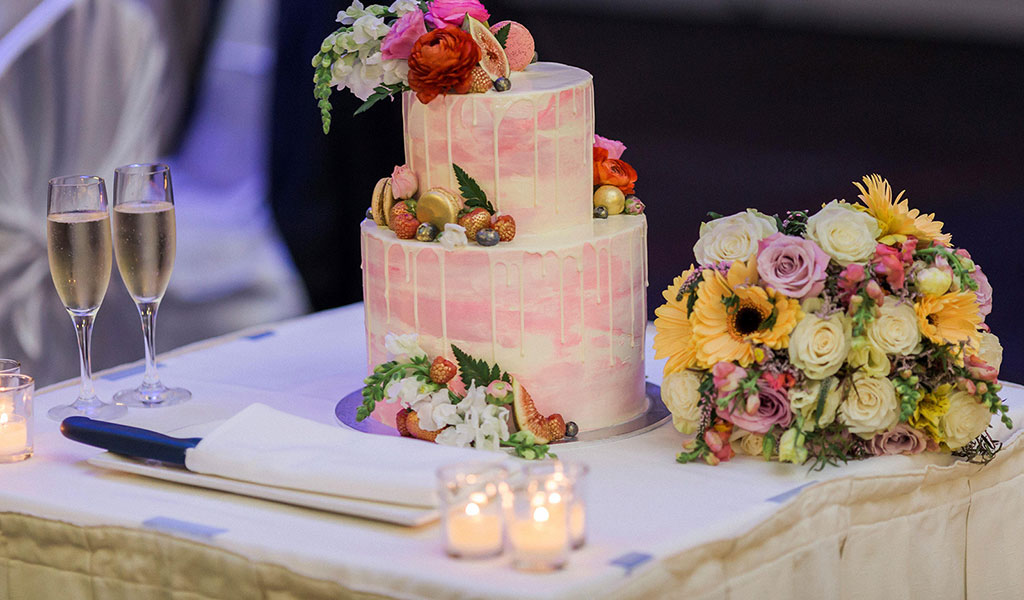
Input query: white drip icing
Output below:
<box><xmin>554</xmin><ymin>91</ymin><xmax>560</xmax><ymax>214</ymax></box>
<box><xmin>422</xmin><ymin>104</ymin><xmax>431</xmax><ymax>189</ymax></box>
<box><xmin>629</xmin><ymin>227</ymin><xmax>636</xmax><ymax>348</ymax></box>
<box><xmin>489</xmin><ymin>254</ymin><xmax>497</xmax><ymax>362</ymax></box>
<box><xmin>445</xmin><ymin>96</ymin><xmax>455</xmax><ymax>188</ymax></box>
<box><xmin>384</xmin><ymin>245</ymin><xmax>391</xmax><ymax>325</ymax></box>
<box><xmin>412</xmin><ymin>248</ymin><xmax>420</xmax><ymax>330</ymax></box>
<box><xmin>440</xmin><ymin>247</ymin><xmax>448</xmax><ymax>353</ymax></box>
<box><xmin>533</xmin><ymin>98</ymin><xmax>539</xmax><ymax>207</ymax></box>
<box><xmin>517</xmin><ymin>260</ymin><xmax>525</xmax><ymax>357</ymax></box>
<box><xmin>606</xmin><ymin>240</ymin><xmax>614</xmax><ymax>366</ymax></box>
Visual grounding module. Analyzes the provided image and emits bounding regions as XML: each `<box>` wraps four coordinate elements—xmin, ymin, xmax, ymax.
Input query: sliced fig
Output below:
<box><xmin>511</xmin><ymin>378</ymin><xmax>565</xmax><ymax>443</ymax></box>
<box><xmin>463</xmin><ymin>15</ymin><xmax>510</xmax><ymax>80</ymax></box>
<box><xmin>405</xmin><ymin>410</ymin><xmax>443</xmax><ymax>443</ymax></box>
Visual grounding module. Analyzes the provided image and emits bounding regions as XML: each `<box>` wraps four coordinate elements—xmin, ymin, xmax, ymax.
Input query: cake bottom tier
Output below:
<box><xmin>360</xmin><ymin>216</ymin><xmax>649</xmax><ymax>432</ymax></box>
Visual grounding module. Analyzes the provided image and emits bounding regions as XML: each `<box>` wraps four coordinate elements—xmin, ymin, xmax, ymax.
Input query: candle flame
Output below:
<box><xmin>533</xmin><ymin>506</ymin><xmax>549</xmax><ymax>522</ymax></box>
<box><xmin>469</xmin><ymin>491</ymin><xmax>487</xmax><ymax>504</ymax></box>
<box><xmin>465</xmin><ymin>502</ymin><xmax>480</xmax><ymax>517</ymax></box>
<box><xmin>549</xmin><ymin>492</ymin><xmax>562</xmax><ymax>504</ymax></box>
<box><xmin>0</xmin><ymin>412</ymin><xmax>7</xmax><ymax>426</ymax></box>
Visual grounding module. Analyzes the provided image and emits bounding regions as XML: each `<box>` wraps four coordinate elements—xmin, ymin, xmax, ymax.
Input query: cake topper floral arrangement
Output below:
<box><xmin>358</xmin><ymin>334</ymin><xmax>577</xmax><ymax>459</ymax></box>
<box><xmin>313</xmin><ymin>0</ymin><xmax>536</xmax><ymax>132</ymax></box>
<box><xmin>653</xmin><ymin>175</ymin><xmax>1007</xmax><ymax>469</ymax></box>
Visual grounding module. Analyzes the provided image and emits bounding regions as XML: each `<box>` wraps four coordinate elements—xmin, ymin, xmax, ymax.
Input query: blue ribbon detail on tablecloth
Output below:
<box><xmin>610</xmin><ymin>552</ymin><xmax>653</xmax><ymax>575</ymax></box>
<box><xmin>766</xmin><ymin>481</ymin><xmax>818</xmax><ymax>503</ymax></box>
<box><xmin>143</xmin><ymin>516</ymin><xmax>227</xmax><ymax>539</ymax></box>
<box><xmin>101</xmin><ymin>363</ymin><xmax>167</xmax><ymax>381</ymax></box>
<box><xmin>243</xmin><ymin>330</ymin><xmax>275</xmax><ymax>340</ymax></box>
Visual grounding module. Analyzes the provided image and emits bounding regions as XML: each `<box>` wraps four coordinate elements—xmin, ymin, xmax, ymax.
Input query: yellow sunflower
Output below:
<box><xmin>653</xmin><ymin>268</ymin><xmax>700</xmax><ymax>375</ymax></box>
<box><xmin>690</xmin><ymin>261</ymin><xmax>802</xmax><ymax>367</ymax></box>
<box><xmin>909</xmin><ymin>384</ymin><xmax>950</xmax><ymax>444</ymax></box>
<box><xmin>915</xmin><ymin>291</ymin><xmax>981</xmax><ymax>350</ymax></box>
<box><xmin>853</xmin><ymin>174</ymin><xmax>952</xmax><ymax>246</ymax></box>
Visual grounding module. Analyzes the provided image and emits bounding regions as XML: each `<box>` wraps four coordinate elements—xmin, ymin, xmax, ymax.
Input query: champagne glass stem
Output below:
<box><xmin>137</xmin><ymin>301</ymin><xmax>161</xmax><ymax>388</ymax></box>
<box><xmin>71</xmin><ymin>313</ymin><xmax>98</xmax><ymax>400</ymax></box>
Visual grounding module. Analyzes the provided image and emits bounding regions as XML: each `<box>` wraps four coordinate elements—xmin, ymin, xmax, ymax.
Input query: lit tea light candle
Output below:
<box><xmin>569</xmin><ymin>502</ymin><xmax>586</xmax><ymax>548</ymax></box>
<box><xmin>445</xmin><ymin>496</ymin><xmax>503</xmax><ymax>558</ymax></box>
<box><xmin>0</xmin><ymin>412</ymin><xmax>28</xmax><ymax>459</ymax></box>
<box><xmin>508</xmin><ymin>493</ymin><xmax>570</xmax><ymax>571</ymax></box>
<box><xmin>437</xmin><ymin>463</ymin><xmax>509</xmax><ymax>560</ymax></box>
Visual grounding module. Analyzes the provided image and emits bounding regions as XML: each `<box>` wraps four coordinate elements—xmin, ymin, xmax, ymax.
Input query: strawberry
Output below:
<box><xmin>395</xmin><ymin>408</ymin><xmax>412</xmax><ymax>437</ymax></box>
<box><xmin>468</xmin><ymin>66</ymin><xmax>492</xmax><ymax>94</ymax></box>
<box><xmin>429</xmin><ymin>356</ymin><xmax>457</xmax><ymax>385</ymax></box>
<box><xmin>458</xmin><ymin>207</ymin><xmax>492</xmax><ymax>241</ymax></box>
<box><xmin>492</xmin><ymin>214</ymin><xmax>516</xmax><ymax>242</ymax></box>
<box><xmin>392</xmin><ymin>212</ymin><xmax>420</xmax><ymax>239</ymax></box>
<box><xmin>389</xmin><ymin>200</ymin><xmax>413</xmax><ymax>226</ymax></box>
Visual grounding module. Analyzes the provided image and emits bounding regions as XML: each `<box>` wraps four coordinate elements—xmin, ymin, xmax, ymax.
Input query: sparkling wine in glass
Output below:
<box><xmin>111</xmin><ymin>164</ymin><xmax>190</xmax><ymax>407</ymax></box>
<box><xmin>46</xmin><ymin>176</ymin><xmax>127</xmax><ymax>420</ymax></box>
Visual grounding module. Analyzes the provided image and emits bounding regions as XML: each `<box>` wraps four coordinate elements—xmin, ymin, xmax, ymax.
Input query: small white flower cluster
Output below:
<box><xmin>384</xmin><ymin>332</ymin><xmax>427</xmax><ymax>360</ymax></box>
<box><xmin>383</xmin><ymin>379</ymin><xmax>510</xmax><ymax>452</ymax></box>
<box><xmin>324</xmin><ymin>1</ymin><xmax>417</xmax><ymax>100</ymax></box>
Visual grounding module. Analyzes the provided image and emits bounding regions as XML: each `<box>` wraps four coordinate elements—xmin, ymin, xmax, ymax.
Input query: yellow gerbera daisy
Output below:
<box><xmin>853</xmin><ymin>174</ymin><xmax>952</xmax><ymax>246</ymax></box>
<box><xmin>653</xmin><ymin>268</ymin><xmax>701</xmax><ymax>376</ymax></box>
<box><xmin>909</xmin><ymin>384</ymin><xmax>950</xmax><ymax>443</ymax></box>
<box><xmin>915</xmin><ymin>291</ymin><xmax>981</xmax><ymax>350</ymax></box>
<box><xmin>690</xmin><ymin>263</ymin><xmax>802</xmax><ymax>367</ymax></box>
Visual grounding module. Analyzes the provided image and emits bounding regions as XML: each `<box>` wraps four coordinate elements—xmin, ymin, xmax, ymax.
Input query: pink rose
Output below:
<box><xmin>381</xmin><ymin>10</ymin><xmax>427</xmax><ymax>60</ymax></box>
<box><xmin>970</xmin><ymin>265</ymin><xmax>992</xmax><ymax>318</ymax></box>
<box><xmin>390</xmin><ymin>164</ymin><xmax>418</xmax><ymax>199</ymax></box>
<box><xmin>867</xmin><ymin>424</ymin><xmax>929</xmax><ymax>456</ymax></box>
<box><xmin>425</xmin><ymin>0</ymin><xmax>490</xmax><ymax>28</ymax></box>
<box><xmin>594</xmin><ymin>134</ymin><xmax>626</xmax><ymax>160</ymax></box>
<box><xmin>756</xmin><ymin>233</ymin><xmax>830</xmax><ymax>300</ymax></box>
<box><xmin>716</xmin><ymin>380</ymin><xmax>792</xmax><ymax>434</ymax></box>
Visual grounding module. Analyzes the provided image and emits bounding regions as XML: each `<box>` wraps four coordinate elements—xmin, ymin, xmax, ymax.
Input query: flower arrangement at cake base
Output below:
<box><xmin>653</xmin><ymin>175</ymin><xmax>1008</xmax><ymax>469</ymax></box>
<box><xmin>358</xmin><ymin>334</ymin><xmax>578</xmax><ymax>459</ymax></box>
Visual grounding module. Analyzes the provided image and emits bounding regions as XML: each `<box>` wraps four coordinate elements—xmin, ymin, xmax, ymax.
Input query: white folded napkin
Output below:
<box><xmin>184</xmin><ymin>403</ymin><xmax>487</xmax><ymax>508</ymax></box>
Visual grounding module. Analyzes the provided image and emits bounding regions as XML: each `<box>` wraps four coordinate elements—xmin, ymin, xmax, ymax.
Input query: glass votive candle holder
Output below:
<box><xmin>506</xmin><ymin>466</ymin><xmax>573</xmax><ymax>571</ymax></box>
<box><xmin>521</xmin><ymin>460</ymin><xmax>590</xmax><ymax>550</ymax></box>
<box><xmin>0</xmin><ymin>374</ymin><xmax>34</xmax><ymax>463</ymax></box>
<box><xmin>437</xmin><ymin>462</ymin><xmax>508</xmax><ymax>559</ymax></box>
<box><xmin>0</xmin><ymin>359</ymin><xmax>20</xmax><ymax>374</ymax></box>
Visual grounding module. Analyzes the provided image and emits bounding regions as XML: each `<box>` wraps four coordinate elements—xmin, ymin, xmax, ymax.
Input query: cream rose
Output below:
<box><xmin>693</xmin><ymin>209</ymin><xmax>777</xmax><ymax>265</ymax></box>
<box><xmin>977</xmin><ymin>332</ymin><xmax>1003</xmax><ymax>373</ymax></box>
<box><xmin>838</xmin><ymin>373</ymin><xmax>900</xmax><ymax>439</ymax></box>
<box><xmin>805</xmin><ymin>201</ymin><xmax>882</xmax><ymax>266</ymax></box>
<box><xmin>941</xmin><ymin>391</ymin><xmax>992</xmax><ymax>450</ymax></box>
<box><xmin>788</xmin><ymin>300</ymin><xmax>851</xmax><ymax>379</ymax></box>
<box><xmin>789</xmin><ymin>379</ymin><xmax>841</xmax><ymax>432</ymax></box>
<box><xmin>662</xmin><ymin>370</ymin><xmax>703</xmax><ymax>434</ymax></box>
<box><xmin>915</xmin><ymin>266</ymin><xmax>952</xmax><ymax>296</ymax></box>
<box><xmin>729</xmin><ymin>428</ymin><xmax>766</xmax><ymax>456</ymax></box>
<box><xmin>847</xmin><ymin>337</ymin><xmax>891</xmax><ymax>377</ymax></box>
<box><xmin>866</xmin><ymin>296</ymin><xmax>921</xmax><ymax>355</ymax></box>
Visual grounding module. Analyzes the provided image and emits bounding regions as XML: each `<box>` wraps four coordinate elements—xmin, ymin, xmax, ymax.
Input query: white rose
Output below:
<box><xmin>693</xmin><ymin>209</ymin><xmax>777</xmax><ymax>265</ymax></box>
<box><xmin>838</xmin><ymin>373</ymin><xmax>900</xmax><ymax>439</ymax></box>
<box><xmin>788</xmin><ymin>305</ymin><xmax>851</xmax><ymax>379</ymax></box>
<box><xmin>729</xmin><ymin>428</ymin><xmax>765</xmax><ymax>456</ymax></box>
<box><xmin>662</xmin><ymin>370</ymin><xmax>704</xmax><ymax>434</ymax></box>
<box><xmin>977</xmin><ymin>332</ymin><xmax>1003</xmax><ymax>373</ymax></box>
<box><xmin>866</xmin><ymin>296</ymin><xmax>921</xmax><ymax>355</ymax></box>
<box><xmin>439</xmin><ymin>223</ymin><xmax>468</xmax><ymax>251</ymax></box>
<box><xmin>805</xmin><ymin>201</ymin><xmax>882</xmax><ymax>265</ymax></box>
<box><xmin>941</xmin><ymin>391</ymin><xmax>992</xmax><ymax>450</ymax></box>
<box><xmin>789</xmin><ymin>379</ymin><xmax>841</xmax><ymax>432</ymax></box>
<box><xmin>384</xmin><ymin>332</ymin><xmax>427</xmax><ymax>359</ymax></box>
<box><xmin>846</xmin><ymin>337</ymin><xmax>891</xmax><ymax>378</ymax></box>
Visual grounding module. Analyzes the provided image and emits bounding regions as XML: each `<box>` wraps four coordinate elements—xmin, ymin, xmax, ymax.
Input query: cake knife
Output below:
<box><xmin>60</xmin><ymin>416</ymin><xmax>202</xmax><ymax>466</ymax></box>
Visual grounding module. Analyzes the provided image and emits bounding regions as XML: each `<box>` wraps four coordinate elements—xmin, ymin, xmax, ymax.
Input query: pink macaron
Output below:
<box><xmin>490</xmin><ymin>20</ymin><xmax>535</xmax><ymax>72</ymax></box>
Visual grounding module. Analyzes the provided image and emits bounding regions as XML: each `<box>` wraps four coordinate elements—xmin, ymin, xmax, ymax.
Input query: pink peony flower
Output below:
<box><xmin>594</xmin><ymin>135</ymin><xmax>626</xmax><ymax>160</ymax></box>
<box><xmin>390</xmin><ymin>164</ymin><xmax>418</xmax><ymax>199</ymax></box>
<box><xmin>425</xmin><ymin>0</ymin><xmax>490</xmax><ymax>28</ymax></box>
<box><xmin>970</xmin><ymin>265</ymin><xmax>992</xmax><ymax>318</ymax></box>
<box><xmin>716</xmin><ymin>381</ymin><xmax>792</xmax><ymax>434</ymax></box>
<box><xmin>867</xmin><ymin>424</ymin><xmax>929</xmax><ymax>456</ymax></box>
<box><xmin>381</xmin><ymin>9</ymin><xmax>428</xmax><ymax>60</ymax></box>
<box><xmin>756</xmin><ymin>233</ymin><xmax>830</xmax><ymax>300</ymax></box>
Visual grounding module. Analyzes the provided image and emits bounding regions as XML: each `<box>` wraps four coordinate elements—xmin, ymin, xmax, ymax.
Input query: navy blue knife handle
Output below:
<box><xmin>60</xmin><ymin>416</ymin><xmax>202</xmax><ymax>466</ymax></box>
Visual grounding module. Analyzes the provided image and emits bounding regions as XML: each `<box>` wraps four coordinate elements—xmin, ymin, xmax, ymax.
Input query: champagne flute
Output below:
<box><xmin>46</xmin><ymin>176</ymin><xmax>127</xmax><ymax>420</ymax></box>
<box><xmin>111</xmin><ymin>164</ymin><xmax>191</xmax><ymax>407</ymax></box>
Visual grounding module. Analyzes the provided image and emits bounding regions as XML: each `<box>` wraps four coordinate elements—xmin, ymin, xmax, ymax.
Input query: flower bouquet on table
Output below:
<box><xmin>653</xmin><ymin>175</ymin><xmax>1008</xmax><ymax>469</ymax></box>
<box><xmin>357</xmin><ymin>334</ymin><xmax>577</xmax><ymax>459</ymax></box>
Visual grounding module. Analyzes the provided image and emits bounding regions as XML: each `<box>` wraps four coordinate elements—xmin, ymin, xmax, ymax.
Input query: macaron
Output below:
<box><xmin>491</xmin><ymin>21</ymin><xmax>535</xmax><ymax>72</ymax></box>
<box><xmin>415</xmin><ymin>187</ymin><xmax>463</xmax><ymax>228</ymax></box>
<box><xmin>370</xmin><ymin>177</ymin><xmax>395</xmax><ymax>227</ymax></box>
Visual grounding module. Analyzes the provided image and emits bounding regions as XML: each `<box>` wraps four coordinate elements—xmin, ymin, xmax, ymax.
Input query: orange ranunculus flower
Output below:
<box><xmin>407</xmin><ymin>26</ymin><xmax>481</xmax><ymax>104</ymax></box>
<box><xmin>593</xmin><ymin>147</ymin><xmax>638</xmax><ymax>194</ymax></box>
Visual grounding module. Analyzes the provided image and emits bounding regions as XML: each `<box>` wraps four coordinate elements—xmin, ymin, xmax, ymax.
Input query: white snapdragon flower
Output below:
<box><xmin>329</xmin><ymin>53</ymin><xmax>356</xmax><ymax>87</ymax></box>
<box><xmin>410</xmin><ymin>389</ymin><xmax>455</xmax><ymax>431</ymax></box>
<box><xmin>384</xmin><ymin>376</ymin><xmax>430</xmax><ymax>406</ymax></box>
<box><xmin>382</xmin><ymin>58</ymin><xmax>409</xmax><ymax>86</ymax></box>
<box><xmin>351</xmin><ymin>14</ymin><xmax>389</xmax><ymax>45</ymax></box>
<box><xmin>384</xmin><ymin>333</ymin><xmax>427</xmax><ymax>360</ymax></box>
<box><xmin>436</xmin><ymin>423</ymin><xmax>477</xmax><ymax>448</ymax></box>
<box><xmin>439</xmin><ymin>223</ymin><xmax>468</xmax><ymax>251</ymax></box>
<box><xmin>337</xmin><ymin>1</ymin><xmax>369</xmax><ymax>25</ymax></box>
<box><xmin>345</xmin><ymin>60</ymin><xmax>385</xmax><ymax>100</ymax></box>
<box><xmin>389</xmin><ymin>0</ymin><xmax>420</xmax><ymax>16</ymax></box>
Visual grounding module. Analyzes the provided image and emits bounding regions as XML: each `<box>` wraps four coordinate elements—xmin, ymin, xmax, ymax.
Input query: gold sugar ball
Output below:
<box><xmin>593</xmin><ymin>185</ymin><xmax>625</xmax><ymax>215</ymax></box>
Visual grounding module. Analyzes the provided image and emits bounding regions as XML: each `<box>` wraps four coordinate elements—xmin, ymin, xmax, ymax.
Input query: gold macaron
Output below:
<box><xmin>370</xmin><ymin>177</ymin><xmax>395</xmax><ymax>227</ymax></box>
<box><xmin>415</xmin><ymin>187</ymin><xmax>463</xmax><ymax>228</ymax></box>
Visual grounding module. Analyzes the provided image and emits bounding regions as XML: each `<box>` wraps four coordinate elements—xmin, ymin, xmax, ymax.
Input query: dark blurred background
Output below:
<box><xmin>271</xmin><ymin>1</ymin><xmax>1024</xmax><ymax>381</ymax></box>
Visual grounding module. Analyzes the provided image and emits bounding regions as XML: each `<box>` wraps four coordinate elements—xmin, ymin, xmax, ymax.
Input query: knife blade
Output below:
<box><xmin>60</xmin><ymin>416</ymin><xmax>203</xmax><ymax>466</ymax></box>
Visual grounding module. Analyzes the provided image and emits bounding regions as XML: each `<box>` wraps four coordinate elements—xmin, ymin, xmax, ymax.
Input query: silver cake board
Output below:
<box><xmin>335</xmin><ymin>382</ymin><xmax>668</xmax><ymax>445</ymax></box>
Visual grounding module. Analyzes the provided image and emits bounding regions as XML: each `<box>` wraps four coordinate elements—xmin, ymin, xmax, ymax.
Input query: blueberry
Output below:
<box><xmin>476</xmin><ymin>228</ymin><xmax>500</xmax><ymax>246</ymax></box>
<box><xmin>593</xmin><ymin>206</ymin><xmax>609</xmax><ymax>219</ymax></box>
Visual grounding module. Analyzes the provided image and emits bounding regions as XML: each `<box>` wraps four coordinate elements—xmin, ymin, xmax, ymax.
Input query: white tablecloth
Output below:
<box><xmin>2</xmin><ymin>303</ymin><xmax>1023</xmax><ymax>600</ymax></box>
